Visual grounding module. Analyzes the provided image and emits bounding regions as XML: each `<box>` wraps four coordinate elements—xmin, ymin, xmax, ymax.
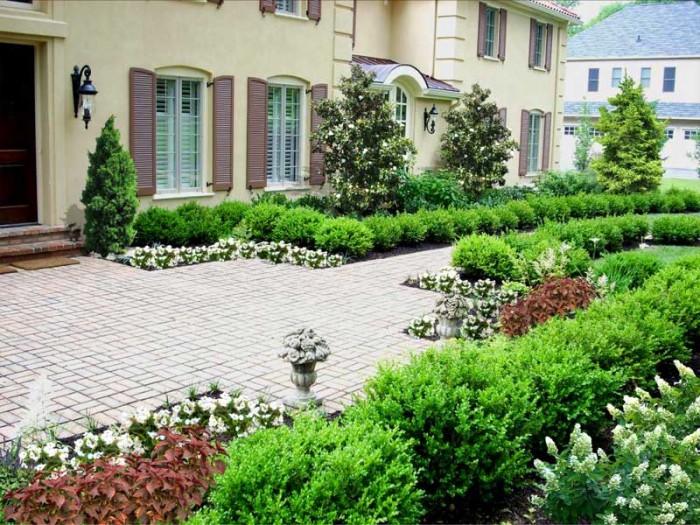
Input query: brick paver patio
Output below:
<box><xmin>0</xmin><ymin>248</ymin><xmax>451</xmax><ymax>440</ymax></box>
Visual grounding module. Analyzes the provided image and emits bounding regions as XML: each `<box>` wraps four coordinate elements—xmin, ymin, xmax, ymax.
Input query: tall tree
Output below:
<box><xmin>573</xmin><ymin>102</ymin><xmax>594</xmax><ymax>172</ymax></box>
<box><xmin>591</xmin><ymin>76</ymin><xmax>665</xmax><ymax>193</ymax></box>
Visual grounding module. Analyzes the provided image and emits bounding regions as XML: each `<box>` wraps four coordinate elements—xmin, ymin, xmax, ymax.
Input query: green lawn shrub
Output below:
<box><xmin>175</xmin><ymin>202</ymin><xmax>224</xmax><ymax>245</ymax></box>
<box><xmin>661</xmin><ymin>193</ymin><xmax>686</xmax><ymax>213</ymax></box>
<box><xmin>452</xmin><ymin>234</ymin><xmax>518</xmax><ymax>281</ymax></box>
<box><xmin>605</xmin><ymin>195</ymin><xmax>635</xmax><ymax>215</ymax></box>
<box><xmin>395</xmin><ymin>213</ymin><xmax>427</xmax><ymax>245</ymax></box>
<box><xmin>673</xmin><ymin>188</ymin><xmax>700</xmax><ymax>211</ymax></box>
<box><xmin>133</xmin><ymin>207</ymin><xmax>188</xmax><ymax>247</ymax></box>
<box><xmin>651</xmin><ymin>215</ymin><xmax>700</xmax><ymax>245</ymax></box>
<box><xmin>647</xmin><ymin>192</ymin><xmax>666</xmax><ymax>213</ymax></box>
<box><xmin>450</xmin><ymin>208</ymin><xmax>481</xmax><ymax>237</ymax></box>
<box><xmin>492</xmin><ymin>207</ymin><xmax>519</xmax><ymax>232</ymax></box>
<box><xmin>397</xmin><ymin>171</ymin><xmax>468</xmax><ymax>213</ymax></box>
<box><xmin>594</xmin><ymin>251</ymin><xmax>663</xmax><ymax>292</ymax></box>
<box><xmin>542</xmin><ymin>218</ymin><xmax>624</xmax><ymax>255</ymax></box>
<box><xmin>362</xmin><ymin>215</ymin><xmax>402</xmax><ymax>251</ymax></box>
<box><xmin>241</xmin><ymin>203</ymin><xmax>287</xmax><ymax>242</ymax></box>
<box><xmin>271</xmin><ymin>207</ymin><xmax>325</xmax><ymax>247</ymax></box>
<box><xmin>416</xmin><ymin>209</ymin><xmax>456</xmax><ymax>243</ymax></box>
<box><xmin>289</xmin><ymin>194</ymin><xmax>331</xmax><ymax>213</ymax></box>
<box><xmin>628</xmin><ymin>193</ymin><xmax>651</xmax><ymax>214</ymax></box>
<box><xmin>314</xmin><ymin>217</ymin><xmax>374</xmax><ymax>257</ymax></box>
<box><xmin>212</xmin><ymin>201</ymin><xmax>251</xmax><ymax>235</ymax></box>
<box><xmin>527</xmin><ymin>196</ymin><xmax>572</xmax><ymax>223</ymax></box>
<box><xmin>535</xmin><ymin>170</ymin><xmax>602</xmax><ymax>196</ymax></box>
<box><xmin>501</xmin><ymin>200</ymin><xmax>537</xmax><ymax>229</ymax></box>
<box><xmin>194</xmin><ymin>414</ymin><xmax>423</xmax><ymax>525</ymax></box>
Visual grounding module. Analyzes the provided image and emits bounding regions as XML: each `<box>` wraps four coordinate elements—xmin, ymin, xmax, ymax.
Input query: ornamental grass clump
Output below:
<box><xmin>533</xmin><ymin>361</ymin><xmax>700</xmax><ymax>525</ymax></box>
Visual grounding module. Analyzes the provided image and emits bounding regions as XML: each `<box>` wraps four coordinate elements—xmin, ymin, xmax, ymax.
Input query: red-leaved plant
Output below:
<box><xmin>499</xmin><ymin>277</ymin><xmax>596</xmax><ymax>337</ymax></box>
<box><xmin>3</xmin><ymin>426</ymin><xmax>226</xmax><ymax>525</ymax></box>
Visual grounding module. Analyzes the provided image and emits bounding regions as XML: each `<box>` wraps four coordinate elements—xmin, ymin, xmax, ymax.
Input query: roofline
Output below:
<box><xmin>371</xmin><ymin>82</ymin><xmax>462</xmax><ymax>100</ymax></box>
<box><xmin>564</xmin><ymin>114</ymin><xmax>700</xmax><ymax>121</ymax></box>
<box><xmin>568</xmin><ymin>55</ymin><xmax>700</xmax><ymax>61</ymax></box>
<box><xmin>516</xmin><ymin>0</ymin><xmax>582</xmax><ymax>24</ymax></box>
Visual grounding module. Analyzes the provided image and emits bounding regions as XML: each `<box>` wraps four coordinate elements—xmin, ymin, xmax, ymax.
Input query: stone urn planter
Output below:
<box><xmin>434</xmin><ymin>293</ymin><xmax>469</xmax><ymax>341</ymax></box>
<box><xmin>279</xmin><ymin>328</ymin><xmax>331</xmax><ymax>409</ymax></box>
<box><xmin>435</xmin><ymin>316</ymin><xmax>462</xmax><ymax>339</ymax></box>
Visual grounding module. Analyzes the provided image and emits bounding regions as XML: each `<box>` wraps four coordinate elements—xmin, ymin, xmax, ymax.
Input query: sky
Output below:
<box><xmin>572</xmin><ymin>0</ymin><xmax>631</xmax><ymax>22</ymax></box>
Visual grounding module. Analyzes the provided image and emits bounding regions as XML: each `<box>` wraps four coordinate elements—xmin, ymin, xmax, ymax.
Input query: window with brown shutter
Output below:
<box><xmin>260</xmin><ymin>0</ymin><xmax>275</xmax><ymax>14</ymax></box>
<box><xmin>247</xmin><ymin>78</ymin><xmax>268</xmax><ymax>190</ymax></box>
<box><xmin>519</xmin><ymin>110</ymin><xmax>530</xmax><ymax>176</ymax></box>
<box><xmin>129</xmin><ymin>68</ymin><xmax>156</xmax><ymax>196</ymax></box>
<box><xmin>542</xmin><ymin>112</ymin><xmax>552</xmax><ymax>171</ymax></box>
<box><xmin>477</xmin><ymin>2</ymin><xmax>487</xmax><ymax>57</ymax></box>
<box><xmin>309</xmin><ymin>84</ymin><xmax>327</xmax><ymax>186</ymax></box>
<box><xmin>528</xmin><ymin>19</ymin><xmax>537</xmax><ymax>68</ymax></box>
<box><xmin>352</xmin><ymin>0</ymin><xmax>357</xmax><ymax>48</ymax></box>
<box><xmin>307</xmin><ymin>0</ymin><xmax>321</xmax><ymax>22</ymax></box>
<box><xmin>545</xmin><ymin>24</ymin><xmax>554</xmax><ymax>71</ymax></box>
<box><xmin>498</xmin><ymin>107</ymin><xmax>507</xmax><ymax>127</ymax></box>
<box><xmin>498</xmin><ymin>9</ymin><xmax>507</xmax><ymax>61</ymax></box>
<box><xmin>213</xmin><ymin>76</ymin><xmax>234</xmax><ymax>191</ymax></box>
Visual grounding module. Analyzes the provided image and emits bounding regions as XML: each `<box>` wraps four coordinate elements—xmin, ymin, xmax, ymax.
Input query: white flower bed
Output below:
<box><xmin>125</xmin><ymin>238</ymin><xmax>345</xmax><ymax>271</ymax></box>
<box><xmin>18</xmin><ymin>390</ymin><xmax>283</xmax><ymax>473</ymax></box>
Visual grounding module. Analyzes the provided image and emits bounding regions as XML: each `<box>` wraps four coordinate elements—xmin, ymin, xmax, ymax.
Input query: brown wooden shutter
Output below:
<box><xmin>213</xmin><ymin>76</ymin><xmax>234</xmax><ymax>191</ymax></box>
<box><xmin>498</xmin><ymin>9</ymin><xmax>507</xmax><ymax>61</ymax></box>
<box><xmin>129</xmin><ymin>68</ymin><xmax>156</xmax><ymax>197</ymax></box>
<box><xmin>309</xmin><ymin>83</ymin><xmax>328</xmax><ymax>186</ymax></box>
<box><xmin>247</xmin><ymin>77</ymin><xmax>268</xmax><ymax>190</ymax></box>
<box><xmin>260</xmin><ymin>0</ymin><xmax>275</xmax><ymax>14</ymax></box>
<box><xmin>519</xmin><ymin>110</ymin><xmax>530</xmax><ymax>176</ymax></box>
<box><xmin>352</xmin><ymin>0</ymin><xmax>357</xmax><ymax>48</ymax></box>
<box><xmin>528</xmin><ymin>18</ymin><xmax>537</xmax><ymax>68</ymax></box>
<box><xmin>545</xmin><ymin>23</ymin><xmax>554</xmax><ymax>71</ymax></box>
<box><xmin>477</xmin><ymin>2</ymin><xmax>487</xmax><ymax>57</ymax></box>
<box><xmin>542</xmin><ymin>112</ymin><xmax>552</xmax><ymax>171</ymax></box>
<box><xmin>307</xmin><ymin>0</ymin><xmax>321</xmax><ymax>22</ymax></box>
<box><xmin>498</xmin><ymin>107</ymin><xmax>507</xmax><ymax>127</ymax></box>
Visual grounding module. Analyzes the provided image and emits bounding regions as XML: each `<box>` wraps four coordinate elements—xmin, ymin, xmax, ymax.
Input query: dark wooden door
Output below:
<box><xmin>0</xmin><ymin>43</ymin><xmax>37</xmax><ymax>225</ymax></box>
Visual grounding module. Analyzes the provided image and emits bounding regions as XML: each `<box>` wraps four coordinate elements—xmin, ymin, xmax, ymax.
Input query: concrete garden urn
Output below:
<box><xmin>434</xmin><ymin>293</ymin><xmax>469</xmax><ymax>341</ymax></box>
<box><xmin>279</xmin><ymin>328</ymin><xmax>331</xmax><ymax>408</ymax></box>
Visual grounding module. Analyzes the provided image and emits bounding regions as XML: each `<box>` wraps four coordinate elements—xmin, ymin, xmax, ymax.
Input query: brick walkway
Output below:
<box><xmin>0</xmin><ymin>248</ymin><xmax>451</xmax><ymax>440</ymax></box>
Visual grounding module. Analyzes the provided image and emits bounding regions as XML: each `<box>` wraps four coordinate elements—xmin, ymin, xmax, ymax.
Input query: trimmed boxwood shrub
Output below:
<box><xmin>452</xmin><ymin>234</ymin><xmax>518</xmax><ymax>281</ymax></box>
<box><xmin>502</xmin><ymin>200</ymin><xmax>537</xmax><ymax>229</ymax></box>
<box><xmin>271</xmin><ymin>207</ymin><xmax>325</xmax><ymax>247</ymax></box>
<box><xmin>527</xmin><ymin>196</ymin><xmax>572</xmax><ymax>223</ymax></box>
<box><xmin>493</xmin><ymin>207</ymin><xmax>519</xmax><ymax>232</ymax></box>
<box><xmin>133</xmin><ymin>206</ymin><xmax>189</xmax><ymax>247</ymax></box>
<box><xmin>450</xmin><ymin>208</ymin><xmax>481</xmax><ymax>237</ymax></box>
<box><xmin>212</xmin><ymin>201</ymin><xmax>251</xmax><ymax>235</ymax></box>
<box><xmin>362</xmin><ymin>215</ymin><xmax>402</xmax><ymax>251</ymax></box>
<box><xmin>594</xmin><ymin>251</ymin><xmax>663</xmax><ymax>292</ymax></box>
<box><xmin>474</xmin><ymin>208</ymin><xmax>503</xmax><ymax>234</ymax></box>
<box><xmin>193</xmin><ymin>414</ymin><xmax>423</xmax><ymax>525</ymax></box>
<box><xmin>416</xmin><ymin>209</ymin><xmax>456</xmax><ymax>243</ymax></box>
<box><xmin>314</xmin><ymin>217</ymin><xmax>374</xmax><ymax>257</ymax></box>
<box><xmin>241</xmin><ymin>203</ymin><xmax>287</xmax><ymax>241</ymax></box>
<box><xmin>396</xmin><ymin>213</ymin><xmax>428</xmax><ymax>245</ymax></box>
<box><xmin>674</xmin><ymin>188</ymin><xmax>700</xmax><ymax>211</ymax></box>
<box><xmin>175</xmin><ymin>201</ymin><xmax>224</xmax><ymax>245</ymax></box>
<box><xmin>651</xmin><ymin>215</ymin><xmax>700</xmax><ymax>245</ymax></box>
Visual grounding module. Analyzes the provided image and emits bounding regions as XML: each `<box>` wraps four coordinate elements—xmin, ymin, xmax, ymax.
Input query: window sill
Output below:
<box><xmin>274</xmin><ymin>11</ymin><xmax>309</xmax><ymax>21</ymax></box>
<box><xmin>532</xmin><ymin>66</ymin><xmax>548</xmax><ymax>72</ymax></box>
<box><xmin>152</xmin><ymin>192</ymin><xmax>215</xmax><ymax>201</ymax></box>
<box><xmin>265</xmin><ymin>184</ymin><xmax>309</xmax><ymax>192</ymax></box>
<box><xmin>482</xmin><ymin>55</ymin><xmax>502</xmax><ymax>62</ymax></box>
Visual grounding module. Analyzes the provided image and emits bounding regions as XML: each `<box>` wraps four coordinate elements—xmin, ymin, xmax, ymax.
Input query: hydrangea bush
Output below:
<box><xmin>533</xmin><ymin>360</ymin><xmax>700</xmax><ymax>525</ymax></box>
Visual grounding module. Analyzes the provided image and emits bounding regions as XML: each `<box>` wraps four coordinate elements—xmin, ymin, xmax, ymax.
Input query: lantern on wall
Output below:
<box><xmin>424</xmin><ymin>104</ymin><xmax>438</xmax><ymax>134</ymax></box>
<box><xmin>71</xmin><ymin>65</ymin><xmax>98</xmax><ymax>129</ymax></box>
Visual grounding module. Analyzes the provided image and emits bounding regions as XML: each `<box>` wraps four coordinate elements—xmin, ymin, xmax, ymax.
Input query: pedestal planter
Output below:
<box><xmin>279</xmin><ymin>328</ymin><xmax>331</xmax><ymax>409</ymax></box>
<box><xmin>433</xmin><ymin>292</ymin><xmax>469</xmax><ymax>341</ymax></box>
<box><xmin>436</xmin><ymin>316</ymin><xmax>462</xmax><ymax>340</ymax></box>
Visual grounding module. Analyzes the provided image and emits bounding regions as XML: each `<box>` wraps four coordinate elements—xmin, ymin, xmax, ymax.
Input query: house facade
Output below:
<box><xmin>560</xmin><ymin>1</ymin><xmax>700</xmax><ymax>177</ymax></box>
<box><xmin>0</xmin><ymin>0</ymin><xmax>578</xmax><ymax>228</ymax></box>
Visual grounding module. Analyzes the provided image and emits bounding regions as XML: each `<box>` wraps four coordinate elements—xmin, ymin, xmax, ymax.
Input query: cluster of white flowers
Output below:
<box><xmin>407</xmin><ymin>315</ymin><xmax>436</xmax><ymax>339</ymax></box>
<box><xmin>18</xmin><ymin>390</ymin><xmax>284</xmax><ymax>473</ymax></box>
<box><xmin>126</xmin><ymin>238</ymin><xmax>344</xmax><ymax>271</ymax></box>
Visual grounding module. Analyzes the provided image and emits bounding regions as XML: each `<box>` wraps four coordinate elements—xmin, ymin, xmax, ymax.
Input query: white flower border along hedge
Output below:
<box><xmin>120</xmin><ymin>238</ymin><xmax>345</xmax><ymax>271</ymax></box>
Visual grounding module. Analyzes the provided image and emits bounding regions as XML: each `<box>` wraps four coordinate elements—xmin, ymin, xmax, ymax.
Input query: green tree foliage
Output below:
<box><xmin>573</xmin><ymin>102</ymin><xmax>594</xmax><ymax>172</ymax></box>
<box><xmin>311</xmin><ymin>65</ymin><xmax>416</xmax><ymax>216</ymax></box>
<box><xmin>81</xmin><ymin>116</ymin><xmax>139</xmax><ymax>256</ymax></box>
<box><xmin>591</xmin><ymin>76</ymin><xmax>665</xmax><ymax>193</ymax></box>
<box><xmin>693</xmin><ymin>132</ymin><xmax>700</xmax><ymax>177</ymax></box>
<box><xmin>556</xmin><ymin>0</ymin><xmax>579</xmax><ymax>7</ymax></box>
<box><xmin>440</xmin><ymin>84</ymin><xmax>518</xmax><ymax>196</ymax></box>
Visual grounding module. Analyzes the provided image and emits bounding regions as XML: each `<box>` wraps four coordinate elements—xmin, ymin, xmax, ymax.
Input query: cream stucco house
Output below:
<box><xmin>0</xmin><ymin>0</ymin><xmax>578</xmax><ymax>234</ymax></box>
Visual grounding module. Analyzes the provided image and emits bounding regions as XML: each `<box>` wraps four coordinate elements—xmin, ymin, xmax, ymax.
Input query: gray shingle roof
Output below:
<box><xmin>564</xmin><ymin>100</ymin><xmax>700</xmax><ymax>120</ymax></box>
<box><xmin>568</xmin><ymin>1</ymin><xmax>700</xmax><ymax>58</ymax></box>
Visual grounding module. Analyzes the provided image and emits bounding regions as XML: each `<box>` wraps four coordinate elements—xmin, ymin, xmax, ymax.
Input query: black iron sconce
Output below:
<box><xmin>423</xmin><ymin>104</ymin><xmax>438</xmax><ymax>134</ymax></box>
<box><xmin>71</xmin><ymin>65</ymin><xmax>98</xmax><ymax>129</ymax></box>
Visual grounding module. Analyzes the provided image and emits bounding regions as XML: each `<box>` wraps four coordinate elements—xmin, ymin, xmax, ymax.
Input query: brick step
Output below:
<box><xmin>0</xmin><ymin>225</ymin><xmax>78</xmax><ymax>247</ymax></box>
<box><xmin>0</xmin><ymin>239</ymin><xmax>84</xmax><ymax>264</ymax></box>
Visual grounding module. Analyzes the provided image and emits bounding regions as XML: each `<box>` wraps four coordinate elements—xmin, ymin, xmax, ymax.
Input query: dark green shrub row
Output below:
<box><xmin>651</xmin><ymin>215</ymin><xmax>700</xmax><ymax>245</ymax></box>
<box><xmin>541</xmin><ymin>214</ymin><xmax>649</xmax><ymax>255</ymax></box>
<box><xmin>345</xmin><ymin>257</ymin><xmax>700</xmax><ymax>518</ymax></box>
<box><xmin>534</xmin><ymin>170</ymin><xmax>602</xmax><ymax>197</ymax></box>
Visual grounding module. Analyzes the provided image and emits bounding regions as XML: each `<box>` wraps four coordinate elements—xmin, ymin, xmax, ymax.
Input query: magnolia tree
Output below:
<box><xmin>311</xmin><ymin>65</ymin><xmax>416</xmax><ymax>215</ymax></box>
<box><xmin>591</xmin><ymin>76</ymin><xmax>665</xmax><ymax>193</ymax></box>
<box><xmin>440</xmin><ymin>84</ymin><xmax>518</xmax><ymax>196</ymax></box>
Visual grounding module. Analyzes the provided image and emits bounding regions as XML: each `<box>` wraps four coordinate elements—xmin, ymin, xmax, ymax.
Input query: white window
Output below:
<box><xmin>564</xmin><ymin>125</ymin><xmax>576</xmax><ymax>136</ymax></box>
<box><xmin>611</xmin><ymin>67</ymin><xmax>622</xmax><ymax>88</ymax></box>
<box><xmin>484</xmin><ymin>7</ymin><xmax>499</xmax><ymax>58</ymax></box>
<box><xmin>664</xmin><ymin>128</ymin><xmax>674</xmax><ymax>140</ymax></box>
<box><xmin>534</xmin><ymin>22</ymin><xmax>546</xmax><ymax>68</ymax></box>
<box><xmin>640</xmin><ymin>67</ymin><xmax>651</xmax><ymax>88</ymax></box>
<box><xmin>684</xmin><ymin>129</ymin><xmax>699</xmax><ymax>140</ymax></box>
<box><xmin>276</xmin><ymin>0</ymin><xmax>297</xmax><ymax>15</ymax></box>
<box><xmin>527</xmin><ymin>112</ymin><xmax>542</xmax><ymax>173</ymax></box>
<box><xmin>267</xmin><ymin>84</ymin><xmax>302</xmax><ymax>184</ymax></box>
<box><xmin>589</xmin><ymin>128</ymin><xmax>603</xmax><ymax>138</ymax></box>
<box><xmin>385</xmin><ymin>85</ymin><xmax>411</xmax><ymax>137</ymax></box>
<box><xmin>156</xmin><ymin>77</ymin><xmax>202</xmax><ymax>193</ymax></box>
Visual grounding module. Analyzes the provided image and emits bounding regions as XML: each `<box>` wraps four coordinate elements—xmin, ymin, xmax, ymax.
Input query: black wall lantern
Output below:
<box><xmin>71</xmin><ymin>65</ymin><xmax>98</xmax><ymax>129</ymax></box>
<box><xmin>423</xmin><ymin>104</ymin><xmax>438</xmax><ymax>134</ymax></box>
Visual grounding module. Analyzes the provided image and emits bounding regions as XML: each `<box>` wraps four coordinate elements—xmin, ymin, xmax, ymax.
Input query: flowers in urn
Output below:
<box><xmin>279</xmin><ymin>328</ymin><xmax>331</xmax><ymax>408</ymax></box>
<box><xmin>433</xmin><ymin>292</ymin><xmax>470</xmax><ymax>340</ymax></box>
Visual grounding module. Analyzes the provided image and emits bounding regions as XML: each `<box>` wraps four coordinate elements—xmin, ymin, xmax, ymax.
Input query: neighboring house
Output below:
<box><xmin>561</xmin><ymin>1</ymin><xmax>700</xmax><ymax>177</ymax></box>
<box><xmin>0</xmin><ymin>0</ymin><xmax>578</xmax><ymax>229</ymax></box>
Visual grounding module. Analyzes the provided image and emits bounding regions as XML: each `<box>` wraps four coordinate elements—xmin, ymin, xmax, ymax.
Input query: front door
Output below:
<box><xmin>0</xmin><ymin>43</ymin><xmax>37</xmax><ymax>225</ymax></box>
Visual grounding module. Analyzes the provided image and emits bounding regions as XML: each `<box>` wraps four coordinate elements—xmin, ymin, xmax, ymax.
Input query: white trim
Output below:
<box><xmin>383</xmin><ymin>65</ymin><xmax>429</xmax><ymax>91</ymax></box>
<box><xmin>153</xmin><ymin>192</ymin><xmax>215</xmax><ymax>201</ymax></box>
<box><xmin>422</xmin><ymin>88</ymin><xmax>461</xmax><ymax>100</ymax></box>
<box><xmin>517</xmin><ymin>0</ymin><xmax>581</xmax><ymax>24</ymax></box>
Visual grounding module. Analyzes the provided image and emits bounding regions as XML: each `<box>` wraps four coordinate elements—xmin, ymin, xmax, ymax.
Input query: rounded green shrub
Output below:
<box><xmin>502</xmin><ymin>200</ymin><xmax>537</xmax><ymax>229</ymax></box>
<box><xmin>651</xmin><ymin>215</ymin><xmax>700</xmax><ymax>245</ymax></box>
<box><xmin>450</xmin><ymin>209</ymin><xmax>481</xmax><ymax>237</ymax></box>
<box><xmin>647</xmin><ymin>192</ymin><xmax>666</xmax><ymax>213</ymax></box>
<box><xmin>241</xmin><ymin>203</ymin><xmax>287</xmax><ymax>241</ymax></box>
<box><xmin>563</xmin><ymin>195</ymin><xmax>588</xmax><ymax>219</ymax></box>
<box><xmin>362</xmin><ymin>215</ymin><xmax>402</xmax><ymax>251</ymax></box>
<box><xmin>314</xmin><ymin>217</ymin><xmax>374</xmax><ymax>257</ymax></box>
<box><xmin>660</xmin><ymin>194</ymin><xmax>686</xmax><ymax>214</ymax></box>
<box><xmin>629</xmin><ymin>193</ymin><xmax>651</xmax><ymax>214</ymax></box>
<box><xmin>196</xmin><ymin>413</ymin><xmax>424</xmax><ymax>525</ymax></box>
<box><xmin>595</xmin><ymin>251</ymin><xmax>663</xmax><ymax>292</ymax></box>
<box><xmin>473</xmin><ymin>208</ymin><xmax>502</xmax><ymax>234</ymax></box>
<box><xmin>133</xmin><ymin>207</ymin><xmax>188</xmax><ymax>247</ymax></box>
<box><xmin>605</xmin><ymin>195</ymin><xmax>635</xmax><ymax>216</ymax></box>
<box><xmin>675</xmin><ymin>189</ymin><xmax>700</xmax><ymax>212</ymax></box>
<box><xmin>416</xmin><ymin>209</ymin><xmax>456</xmax><ymax>243</ymax></box>
<box><xmin>452</xmin><ymin>234</ymin><xmax>518</xmax><ymax>281</ymax></box>
<box><xmin>535</xmin><ymin>170</ymin><xmax>601</xmax><ymax>196</ymax></box>
<box><xmin>213</xmin><ymin>201</ymin><xmax>252</xmax><ymax>235</ymax></box>
<box><xmin>611</xmin><ymin>214</ymin><xmax>649</xmax><ymax>243</ymax></box>
<box><xmin>175</xmin><ymin>201</ymin><xmax>224</xmax><ymax>245</ymax></box>
<box><xmin>396</xmin><ymin>213</ymin><xmax>427</xmax><ymax>245</ymax></box>
<box><xmin>493</xmin><ymin>208</ymin><xmax>519</xmax><ymax>232</ymax></box>
<box><xmin>527</xmin><ymin>196</ymin><xmax>571</xmax><ymax>223</ymax></box>
<box><xmin>271</xmin><ymin>207</ymin><xmax>325</xmax><ymax>247</ymax></box>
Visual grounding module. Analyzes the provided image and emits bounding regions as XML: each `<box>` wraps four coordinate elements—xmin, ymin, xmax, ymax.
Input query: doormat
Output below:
<box><xmin>11</xmin><ymin>257</ymin><xmax>80</xmax><ymax>271</ymax></box>
<box><xmin>0</xmin><ymin>265</ymin><xmax>17</xmax><ymax>274</ymax></box>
